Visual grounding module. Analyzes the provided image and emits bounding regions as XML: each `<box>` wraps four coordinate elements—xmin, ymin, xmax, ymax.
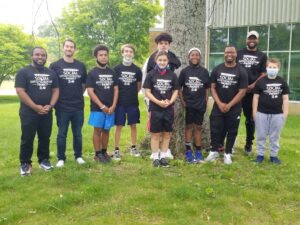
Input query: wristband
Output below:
<box><xmin>100</xmin><ymin>105</ymin><xmax>106</xmax><ymax>110</ymax></box>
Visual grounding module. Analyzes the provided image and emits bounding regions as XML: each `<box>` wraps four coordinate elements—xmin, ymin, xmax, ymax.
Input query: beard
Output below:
<box><xmin>32</xmin><ymin>60</ymin><xmax>46</xmax><ymax>69</ymax></box>
<box><xmin>247</xmin><ymin>43</ymin><xmax>257</xmax><ymax>50</ymax></box>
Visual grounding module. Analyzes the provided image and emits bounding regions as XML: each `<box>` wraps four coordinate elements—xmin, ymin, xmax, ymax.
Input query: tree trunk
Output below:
<box><xmin>164</xmin><ymin>0</ymin><xmax>210</xmax><ymax>157</ymax></box>
<box><xmin>140</xmin><ymin>0</ymin><xmax>210</xmax><ymax>157</ymax></box>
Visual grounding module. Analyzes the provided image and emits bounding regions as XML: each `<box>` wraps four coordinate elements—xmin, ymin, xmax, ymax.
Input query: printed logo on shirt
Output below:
<box><xmin>60</xmin><ymin>68</ymin><xmax>81</xmax><ymax>83</ymax></box>
<box><xmin>154</xmin><ymin>79</ymin><xmax>172</xmax><ymax>94</ymax></box>
<box><xmin>96</xmin><ymin>74</ymin><xmax>114</xmax><ymax>89</ymax></box>
<box><xmin>185</xmin><ymin>77</ymin><xmax>204</xmax><ymax>92</ymax></box>
<box><xmin>119</xmin><ymin>71</ymin><xmax>136</xmax><ymax>86</ymax></box>
<box><xmin>238</xmin><ymin>55</ymin><xmax>259</xmax><ymax>68</ymax></box>
<box><xmin>264</xmin><ymin>83</ymin><xmax>283</xmax><ymax>99</ymax></box>
<box><xmin>30</xmin><ymin>73</ymin><xmax>53</xmax><ymax>90</ymax></box>
<box><xmin>218</xmin><ymin>73</ymin><xmax>237</xmax><ymax>88</ymax></box>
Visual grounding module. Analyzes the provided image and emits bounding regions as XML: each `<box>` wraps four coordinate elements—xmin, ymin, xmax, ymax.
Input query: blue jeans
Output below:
<box><xmin>56</xmin><ymin>110</ymin><xmax>84</xmax><ymax>160</ymax></box>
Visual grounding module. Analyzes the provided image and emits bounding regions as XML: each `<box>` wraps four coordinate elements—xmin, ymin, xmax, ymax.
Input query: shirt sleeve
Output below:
<box><xmin>143</xmin><ymin>72</ymin><xmax>152</xmax><ymax>89</ymax></box>
<box><xmin>51</xmin><ymin>71</ymin><xmax>59</xmax><ymax>88</ymax></box>
<box><xmin>282</xmin><ymin>80</ymin><xmax>290</xmax><ymax>95</ymax></box>
<box><xmin>14</xmin><ymin>69</ymin><xmax>27</xmax><ymax>88</ymax></box>
<box><xmin>86</xmin><ymin>71</ymin><xmax>94</xmax><ymax>88</ymax></box>
<box><xmin>81</xmin><ymin>64</ymin><xmax>88</xmax><ymax>84</ymax></box>
<box><xmin>172</xmin><ymin>73</ymin><xmax>180</xmax><ymax>90</ymax></box>
<box><xmin>136</xmin><ymin>68</ymin><xmax>142</xmax><ymax>82</ymax></box>
<box><xmin>239</xmin><ymin>67</ymin><xmax>248</xmax><ymax>89</ymax></box>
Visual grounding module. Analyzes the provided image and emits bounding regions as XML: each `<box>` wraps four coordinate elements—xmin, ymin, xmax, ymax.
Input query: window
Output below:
<box><xmin>210</xmin><ymin>28</ymin><xmax>228</xmax><ymax>52</ymax></box>
<box><xmin>292</xmin><ymin>23</ymin><xmax>300</xmax><ymax>50</ymax></box>
<box><xmin>249</xmin><ymin>25</ymin><xmax>268</xmax><ymax>51</ymax></box>
<box><xmin>229</xmin><ymin>27</ymin><xmax>247</xmax><ymax>50</ymax></box>
<box><xmin>209</xmin><ymin>54</ymin><xmax>224</xmax><ymax>72</ymax></box>
<box><xmin>268</xmin><ymin>52</ymin><xmax>289</xmax><ymax>81</ymax></box>
<box><xmin>269</xmin><ymin>24</ymin><xmax>291</xmax><ymax>51</ymax></box>
<box><xmin>289</xmin><ymin>53</ymin><xmax>300</xmax><ymax>100</ymax></box>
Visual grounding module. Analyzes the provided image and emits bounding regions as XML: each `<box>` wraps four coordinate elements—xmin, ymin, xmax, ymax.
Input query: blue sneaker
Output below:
<box><xmin>194</xmin><ymin>150</ymin><xmax>203</xmax><ymax>162</ymax></box>
<box><xmin>255</xmin><ymin>155</ymin><xmax>264</xmax><ymax>163</ymax></box>
<box><xmin>185</xmin><ymin>150</ymin><xmax>195</xmax><ymax>163</ymax></box>
<box><xmin>270</xmin><ymin>156</ymin><xmax>281</xmax><ymax>164</ymax></box>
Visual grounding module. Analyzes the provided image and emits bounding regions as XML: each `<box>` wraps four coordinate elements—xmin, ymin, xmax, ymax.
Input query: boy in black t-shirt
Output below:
<box><xmin>113</xmin><ymin>44</ymin><xmax>142</xmax><ymax>160</ymax></box>
<box><xmin>143</xmin><ymin>51</ymin><xmax>179</xmax><ymax>167</ymax></box>
<box><xmin>179</xmin><ymin>47</ymin><xmax>210</xmax><ymax>163</ymax></box>
<box><xmin>253</xmin><ymin>58</ymin><xmax>289</xmax><ymax>164</ymax></box>
<box><xmin>15</xmin><ymin>47</ymin><xmax>59</xmax><ymax>176</ymax></box>
<box><xmin>205</xmin><ymin>45</ymin><xmax>248</xmax><ymax>165</ymax></box>
<box><xmin>86</xmin><ymin>45</ymin><xmax>119</xmax><ymax>163</ymax></box>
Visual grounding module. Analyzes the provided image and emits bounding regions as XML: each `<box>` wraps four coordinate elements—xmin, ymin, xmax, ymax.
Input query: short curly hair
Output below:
<box><xmin>155</xmin><ymin>32</ymin><xmax>173</xmax><ymax>44</ymax></box>
<box><xmin>93</xmin><ymin>45</ymin><xmax>109</xmax><ymax>57</ymax></box>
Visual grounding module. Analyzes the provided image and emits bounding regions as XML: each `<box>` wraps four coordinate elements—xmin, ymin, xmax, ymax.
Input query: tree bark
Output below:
<box><xmin>164</xmin><ymin>0</ymin><xmax>210</xmax><ymax>156</ymax></box>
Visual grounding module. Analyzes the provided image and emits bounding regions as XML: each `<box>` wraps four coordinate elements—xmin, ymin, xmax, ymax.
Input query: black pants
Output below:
<box><xmin>19</xmin><ymin>113</ymin><xmax>52</xmax><ymax>164</ymax></box>
<box><xmin>242</xmin><ymin>93</ymin><xmax>255</xmax><ymax>146</ymax></box>
<box><xmin>210</xmin><ymin>111</ymin><xmax>241</xmax><ymax>154</ymax></box>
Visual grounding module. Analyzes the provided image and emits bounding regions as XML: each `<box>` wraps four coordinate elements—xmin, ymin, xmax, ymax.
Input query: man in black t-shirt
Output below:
<box><xmin>178</xmin><ymin>47</ymin><xmax>210</xmax><ymax>163</ymax></box>
<box><xmin>15</xmin><ymin>47</ymin><xmax>59</xmax><ymax>176</ymax></box>
<box><xmin>237</xmin><ymin>31</ymin><xmax>267</xmax><ymax>154</ymax></box>
<box><xmin>113</xmin><ymin>44</ymin><xmax>142</xmax><ymax>160</ymax></box>
<box><xmin>205</xmin><ymin>45</ymin><xmax>248</xmax><ymax>165</ymax></box>
<box><xmin>86</xmin><ymin>45</ymin><xmax>119</xmax><ymax>164</ymax></box>
<box><xmin>50</xmin><ymin>39</ymin><xmax>87</xmax><ymax>167</ymax></box>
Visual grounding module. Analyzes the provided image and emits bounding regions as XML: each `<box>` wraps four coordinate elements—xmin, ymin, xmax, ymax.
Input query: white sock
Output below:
<box><xmin>152</xmin><ymin>152</ymin><xmax>159</xmax><ymax>160</ymax></box>
<box><xmin>160</xmin><ymin>151</ymin><xmax>166</xmax><ymax>159</ymax></box>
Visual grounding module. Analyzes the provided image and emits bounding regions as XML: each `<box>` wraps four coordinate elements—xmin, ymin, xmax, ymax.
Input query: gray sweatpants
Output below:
<box><xmin>255</xmin><ymin>112</ymin><xmax>286</xmax><ymax>157</ymax></box>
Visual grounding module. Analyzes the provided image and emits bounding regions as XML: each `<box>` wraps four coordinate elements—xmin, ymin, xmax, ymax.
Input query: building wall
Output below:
<box><xmin>207</xmin><ymin>0</ymin><xmax>300</xmax><ymax>28</ymax></box>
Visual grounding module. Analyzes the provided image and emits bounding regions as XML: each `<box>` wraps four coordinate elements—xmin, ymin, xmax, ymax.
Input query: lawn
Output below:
<box><xmin>0</xmin><ymin>95</ymin><xmax>299</xmax><ymax>225</ymax></box>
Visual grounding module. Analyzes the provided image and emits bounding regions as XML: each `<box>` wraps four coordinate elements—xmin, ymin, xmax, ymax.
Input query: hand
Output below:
<box><xmin>34</xmin><ymin>105</ymin><xmax>48</xmax><ymax>114</ymax></box>
<box><xmin>107</xmin><ymin>106</ymin><xmax>115</xmax><ymax>115</ymax></box>
<box><xmin>158</xmin><ymin>100</ymin><xmax>169</xmax><ymax>108</ymax></box>
<box><xmin>217</xmin><ymin>102</ymin><xmax>226</xmax><ymax>113</ymax></box>
<box><xmin>43</xmin><ymin>105</ymin><xmax>52</xmax><ymax>112</ymax></box>
<box><xmin>223</xmin><ymin>104</ymin><xmax>231</xmax><ymax>113</ymax></box>
<box><xmin>247</xmin><ymin>83</ymin><xmax>255</xmax><ymax>93</ymax></box>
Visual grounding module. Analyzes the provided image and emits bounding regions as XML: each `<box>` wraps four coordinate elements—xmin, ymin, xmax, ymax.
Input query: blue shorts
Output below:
<box><xmin>115</xmin><ymin>105</ymin><xmax>140</xmax><ymax>126</ymax></box>
<box><xmin>88</xmin><ymin>111</ymin><xmax>115</xmax><ymax>130</ymax></box>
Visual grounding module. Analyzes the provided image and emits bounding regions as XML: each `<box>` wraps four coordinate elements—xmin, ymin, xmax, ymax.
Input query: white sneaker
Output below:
<box><xmin>224</xmin><ymin>153</ymin><xmax>232</xmax><ymax>165</ymax></box>
<box><xmin>165</xmin><ymin>149</ymin><xmax>174</xmax><ymax>159</ymax></box>
<box><xmin>205</xmin><ymin>151</ymin><xmax>219</xmax><ymax>162</ymax></box>
<box><xmin>56</xmin><ymin>160</ymin><xmax>64</xmax><ymax>168</ymax></box>
<box><xmin>76</xmin><ymin>157</ymin><xmax>86</xmax><ymax>165</ymax></box>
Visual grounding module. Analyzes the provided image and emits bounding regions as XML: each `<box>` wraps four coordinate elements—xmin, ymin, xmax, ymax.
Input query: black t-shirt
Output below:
<box><xmin>15</xmin><ymin>65</ymin><xmax>59</xmax><ymax>116</ymax></box>
<box><xmin>237</xmin><ymin>48</ymin><xmax>267</xmax><ymax>85</ymax></box>
<box><xmin>143</xmin><ymin>69</ymin><xmax>180</xmax><ymax>111</ymax></box>
<box><xmin>114</xmin><ymin>63</ymin><xmax>142</xmax><ymax>107</ymax></box>
<box><xmin>210</xmin><ymin>63</ymin><xmax>248</xmax><ymax>114</ymax></box>
<box><xmin>146</xmin><ymin>50</ymin><xmax>181</xmax><ymax>72</ymax></box>
<box><xmin>178</xmin><ymin>65</ymin><xmax>210</xmax><ymax>111</ymax></box>
<box><xmin>254</xmin><ymin>76</ymin><xmax>289</xmax><ymax>114</ymax></box>
<box><xmin>49</xmin><ymin>59</ymin><xmax>87</xmax><ymax>112</ymax></box>
<box><xmin>86</xmin><ymin>67</ymin><xmax>118</xmax><ymax>112</ymax></box>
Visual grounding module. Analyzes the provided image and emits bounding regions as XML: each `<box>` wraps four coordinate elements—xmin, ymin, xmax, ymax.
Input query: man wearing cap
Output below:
<box><xmin>178</xmin><ymin>47</ymin><xmax>210</xmax><ymax>163</ymax></box>
<box><xmin>237</xmin><ymin>30</ymin><xmax>267</xmax><ymax>155</ymax></box>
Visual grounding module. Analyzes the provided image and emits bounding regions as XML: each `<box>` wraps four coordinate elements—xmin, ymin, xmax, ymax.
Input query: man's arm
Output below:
<box><xmin>44</xmin><ymin>88</ymin><xmax>59</xmax><ymax>112</ymax></box>
<box><xmin>87</xmin><ymin>87</ymin><xmax>109</xmax><ymax>114</ymax></box>
<box><xmin>224</xmin><ymin>88</ymin><xmax>247</xmax><ymax>112</ymax></box>
<box><xmin>108</xmin><ymin>85</ymin><xmax>119</xmax><ymax>114</ymax></box>
<box><xmin>210</xmin><ymin>83</ymin><xmax>226</xmax><ymax>112</ymax></box>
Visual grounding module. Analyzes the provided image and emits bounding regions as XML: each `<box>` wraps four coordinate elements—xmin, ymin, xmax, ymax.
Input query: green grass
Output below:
<box><xmin>0</xmin><ymin>95</ymin><xmax>300</xmax><ymax>225</ymax></box>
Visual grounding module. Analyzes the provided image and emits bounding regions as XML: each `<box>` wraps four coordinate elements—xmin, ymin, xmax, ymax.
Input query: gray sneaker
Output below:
<box><xmin>130</xmin><ymin>147</ymin><xmax>140</xmax><ymax>157</ymax></box>
<box><xmin>20</xmin><ymin>163</ymin><xmax>32</xmax><ymax>176</ymax></box>
<box><xmin>39</xmin><ymin>159</ymin><xmax>53</xmax><ymax>171</ymax></box>
<box><xmin>113</xmin><ymin>150</ymin><xmax>121</xmax><ymax>161</ymax></box>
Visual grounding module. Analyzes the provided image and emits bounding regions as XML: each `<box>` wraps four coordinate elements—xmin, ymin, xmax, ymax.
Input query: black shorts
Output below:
<box><xmin>148</xmin><ymin>108</ymin><xmax>174</xmax><ymax>133</ymax></box>
<box><xmin>185</xmin><ymin>107</ymin><xmax>205</xmax><ymax>125</ymax></box>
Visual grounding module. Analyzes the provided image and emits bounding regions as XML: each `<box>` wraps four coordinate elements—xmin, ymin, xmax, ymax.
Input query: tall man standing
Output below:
<box><xmin>205</xmin><ymin>45</ymin><xmax>248</xmax><ymax>164</ymax></box>
<box><xmin>237</xmin><ymin>31</ymin><xmax>267</xmax><ymax>154</ymax></box>
<box><xmin>50</xmin><ymin>39</ymin><xmax>87</xmax><ymax>167</ymax></box>
<box><xmin>15</xmin><ymin>47</ymin><xmax>59</xmax><ymax>176</ymax></box>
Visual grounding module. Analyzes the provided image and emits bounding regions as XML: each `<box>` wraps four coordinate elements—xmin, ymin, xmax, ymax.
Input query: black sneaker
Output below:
<box><xmin>160</xmin><ymin>158</ymin><xmax>169</xmax><ymax>168</ymax></box>
<box><xmin>20</xmin><ymin>163</ymin><xmax>32</xmax><ymax>176</ymax></box>
<box><xmin>244</xmin><ymin>144</ymin><xmax>252</xmax><ymax>155</ymax></box>
<box><xmin>270</xmin><ymin>156</ymin><xmax>281</xmax><ymax>164</ymax></box>
<box><xmin>153</xmin><ymin>159</ymin><xmax>161</xmax><ymax>167</ymax></box>
<box><xmin>95</xmin><ymin>152</ymin><xmax>109</xmax><ymax>164</ymax></box>
<box><xmin>103</xmin><ymin>151</ymin><xmax>111</xmax><ymax>163</ymax></box>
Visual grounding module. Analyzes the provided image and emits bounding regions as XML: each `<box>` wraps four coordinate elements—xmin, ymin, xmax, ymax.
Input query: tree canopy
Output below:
<box><xmin>57</xmin><ymin>0</ymin><xmax>162</xmax><ymax>68</ymax></box>
<box><xmin>0</xmin><ymin>24</ymin><xmax>35</xmax><ymax>86</ymax></box>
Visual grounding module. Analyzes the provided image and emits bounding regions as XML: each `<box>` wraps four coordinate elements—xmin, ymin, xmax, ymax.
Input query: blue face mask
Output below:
<box><xmin>267</xmin><ymin>68</ymin><xmax>279</xmax><ymax>79</ymax></box>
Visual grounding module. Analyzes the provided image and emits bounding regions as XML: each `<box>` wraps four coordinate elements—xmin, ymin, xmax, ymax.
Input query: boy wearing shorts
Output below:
<box><xmin>86</xmin><ymin>45</ymin><xmax>119</xmax><ymax>163</ymax></box>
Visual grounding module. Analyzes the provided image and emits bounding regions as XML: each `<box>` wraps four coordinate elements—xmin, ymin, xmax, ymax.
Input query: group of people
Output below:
<box><xmin>15</xmin><ymin>30</ymin><xmax>289</xmax><ymax>176</ymax></box>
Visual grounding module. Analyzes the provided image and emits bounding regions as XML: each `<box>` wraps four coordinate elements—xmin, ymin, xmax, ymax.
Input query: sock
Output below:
<box><xmin>131</xmin><ymin>145</ymin><xmax>136</xmax><ymax>149</ymax></box>
<box><xmin>160</xmin><ymin>151</ymin><xmax>166</xmax><ymax>159</ymax></box>
<box><xmin>115</xmin><ymin>147</ymin><xmax>119</xmax><ymax>151</ymax></box>
<box><xmin>185</xmin><ymin>142</ymin><xmax>192</xmax><ymax>151</ymax></box>
<box><xmin>101</xmin><ymin>149</ymin><xmax>107</xmax><ymax>154</ymax></box>
<box><xmin>152</xmin><ymin>152</ymin><xmax>159</xmax><ymax>160</ymax></box>
<box><xmin>95</xmin><ymin>150</ymin><xmax>101</xmax><ymax>155</ymax></box>
<box><xmin>195</xmin><ymin>145</ymin><xmax>201</xmax><ymax>151</ymax></box>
